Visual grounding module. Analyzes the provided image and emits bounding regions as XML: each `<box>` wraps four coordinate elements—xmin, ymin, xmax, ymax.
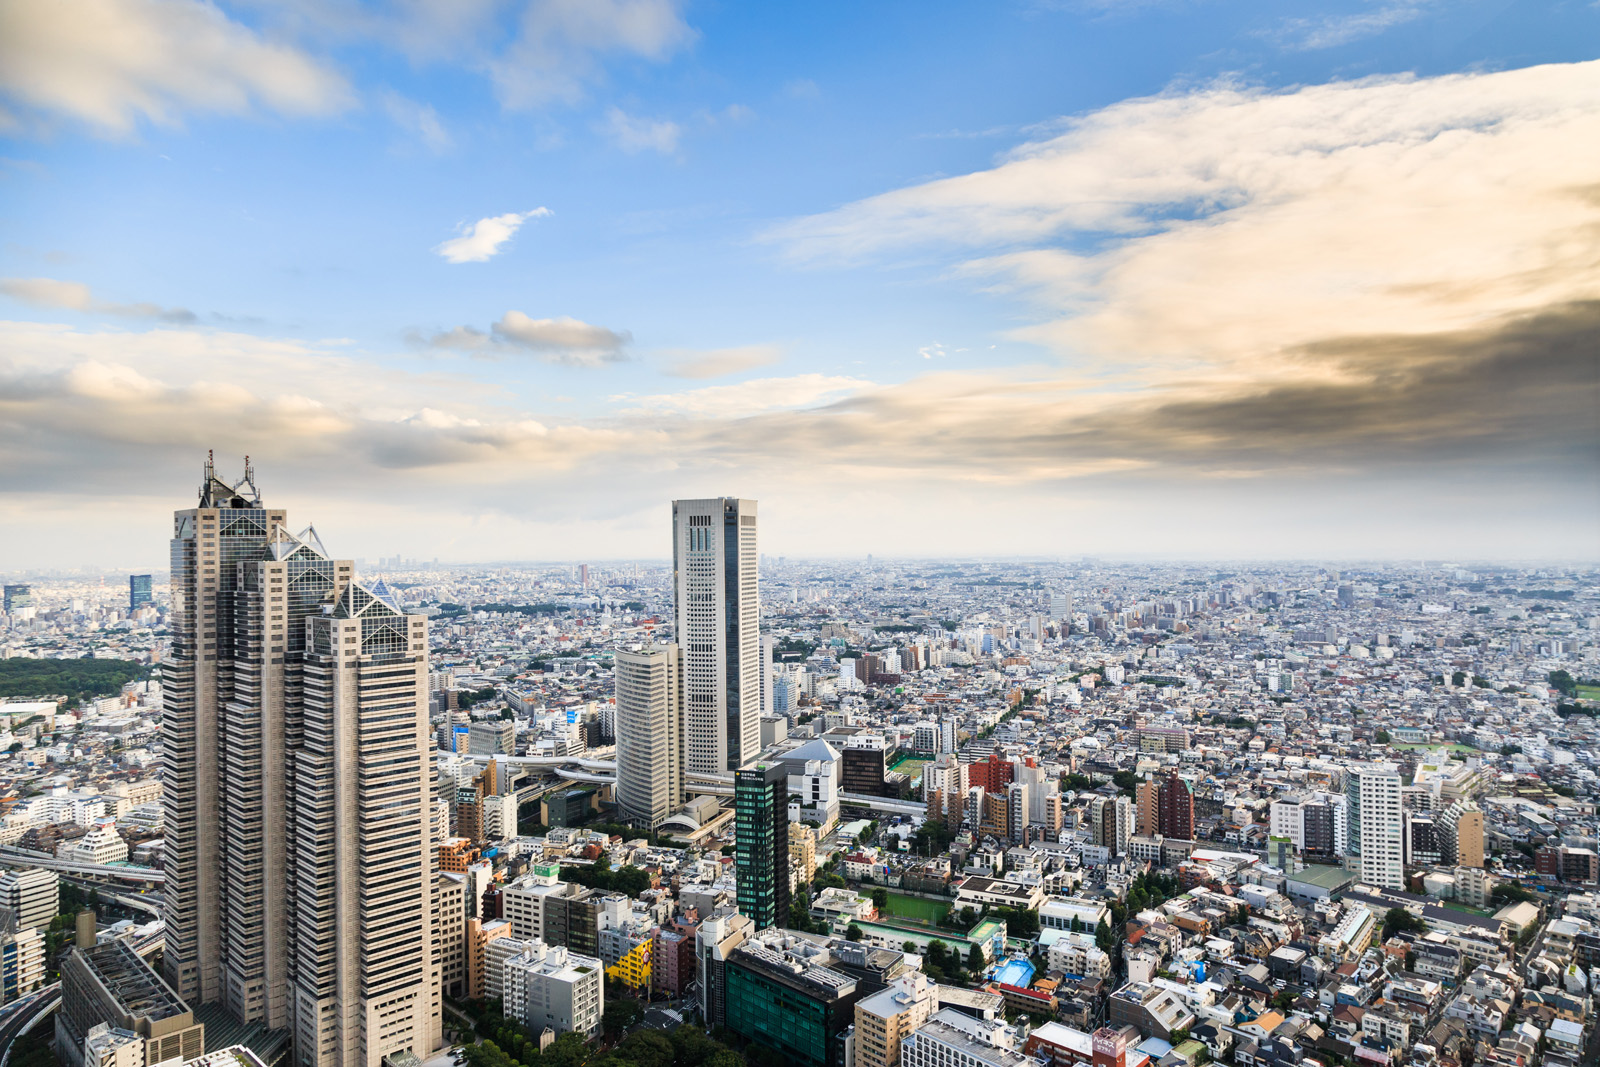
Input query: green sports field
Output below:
<box><xmin>883</xmin><ymin>892</ymin><xmax>950</xmax><ymax>924</ymax></box>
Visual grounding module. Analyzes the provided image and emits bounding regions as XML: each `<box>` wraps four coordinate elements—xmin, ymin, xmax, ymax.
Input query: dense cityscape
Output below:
<box><xmin>0</xmin><ymin>469</ymin><xmax>1594</xmax><ymax>1067</ymax></box>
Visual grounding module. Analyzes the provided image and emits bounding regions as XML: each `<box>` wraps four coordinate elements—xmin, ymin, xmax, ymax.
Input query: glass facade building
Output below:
<box><xmin>734</xmin><ymin>762</ymin><xmax>789</xmax><ymax>930</ymax></box>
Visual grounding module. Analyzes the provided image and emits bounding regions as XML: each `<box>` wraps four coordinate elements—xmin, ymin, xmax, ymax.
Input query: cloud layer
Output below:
<box><xmin>1</xmin><ymin>276</ymin><xmax>195</xmax><ymax>322</ymax></box>
<box><xmin>0</xmin><ymin>0</ymin><xmax>353</xmax><ymax>134</ymax></box>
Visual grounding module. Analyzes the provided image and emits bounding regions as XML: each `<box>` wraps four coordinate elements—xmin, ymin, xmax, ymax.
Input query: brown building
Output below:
<box><xmin>1158</xmin><ymin>773</ymin><xmax>1194</xmax><ymax>841</ymax></box>
<box><xmin>843</xmin><ymin>747</ymin><xmax>893</xmax><ymax>797</ymax></box>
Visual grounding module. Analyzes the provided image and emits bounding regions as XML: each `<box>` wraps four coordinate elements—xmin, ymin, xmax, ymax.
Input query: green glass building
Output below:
<box><xmin>735</xmin><ymin>762</ymin><xmax>789</xmax><ymax>930</ymax></box>
<box><xmin>724</xmin><ymin>941</ymin><xmax>863</xmax><ymax>1067</ymax></box>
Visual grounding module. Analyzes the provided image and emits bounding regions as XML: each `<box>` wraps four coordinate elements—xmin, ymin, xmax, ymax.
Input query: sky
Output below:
<box><xmin>1</xmin><ymin>0</ymin><xmax>1597</xmax><ymax>570</ymax></box>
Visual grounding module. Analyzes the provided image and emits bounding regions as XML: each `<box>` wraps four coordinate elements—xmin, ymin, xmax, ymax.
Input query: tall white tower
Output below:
<box><xmin>1346</xmin><ymin>763</ymin><xmax>1403</xmax><ymax>889</ymax></box>
<box><xmin>614</xmin><ymin>644</ymin><xmax>685</xmax><ymax>829</ymax></box>
<box><xmin>671</xmin><ymin>498</ymin><xmax>760</xmax><ymax>773</ymax></box>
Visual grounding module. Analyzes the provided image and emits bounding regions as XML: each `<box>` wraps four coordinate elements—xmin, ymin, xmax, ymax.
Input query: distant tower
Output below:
<box><xmin>671</xmin><ymin>498</ymin><xmax>760</xmax><ymax>773</ymax></box>
<box><xmin>128</xmin><ymin>574</ymin><xmax>153</xmax><ymax>612</ymax></box>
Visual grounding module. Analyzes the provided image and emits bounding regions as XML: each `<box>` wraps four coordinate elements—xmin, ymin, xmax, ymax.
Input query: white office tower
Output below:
<box><xmin>672</xmin><ymin>498</ymin><xmax>760</xmax><ymax>773</ymax></box>
<box><xmin>162</xmin><ymin>457</ymin><xmax>439</xmax><ymax>1067</ymax></box>
<box><xmin>1050</xmin><ymin>592</ymin><xmax>1073</xmax><ymax>622</ymax></box>
<box><xmin>614</xmin><ymin>644</ymin><xmax>685</xmax><ymax>830</ymax></box>
<box><xmin>1345</xmin><ymin>763</ymin><xmax>1404</xmax><ymax>889</ymax></box>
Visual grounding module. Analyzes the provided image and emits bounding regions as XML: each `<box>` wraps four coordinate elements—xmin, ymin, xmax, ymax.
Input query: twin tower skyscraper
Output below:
<box><xmin>614</xmin><ymin>498</ymin><xmax>761</xmax><ymax>830</ymax></box>
<box><xmin>160</xmin><ymin>458</ymin><xmax>440</xmax><ymax>1067</ymax></box>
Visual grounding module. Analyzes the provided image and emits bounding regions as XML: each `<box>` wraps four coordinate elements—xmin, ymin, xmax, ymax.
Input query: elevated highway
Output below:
<box><xmin>0</xmin><ymin>847</ymin><xmax>164</xmax><ymax>886</ymax></box>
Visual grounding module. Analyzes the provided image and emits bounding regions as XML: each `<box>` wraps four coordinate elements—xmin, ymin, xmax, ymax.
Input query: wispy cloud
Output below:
<box><xmin>490</xmin><ymin>0</ymin><xmax>696</xmax><ymax>109</ymax></box>
<box><xmin>614</xmin><ymin>373</ymin><xmax>870</xmax><ymax>417</ymax></box>
<box><xmin>380</xmin><ymin>90</ymin><xmax>452</xmax><ymax>153</ymax></box>
<box><xmin>600</xmin><ymin>106</ymin><xmax>681</xmax><ymax>154</ymax></box>
<box><xmin>660</xmin><ymin>344</ymin><xmax>781</xmax><ymax>379</ymax></box>
<box><xmin>0</xmin><ymin>276</ymin><xmax>195</xmax><ymax>322</ymax></box>
<box><xmin>0</xmin><ymin>0</ymin><xmax>353</xmax><ymax>135</ymax></box>
<box><xmin>434</xmin><ymin>209</ymin><xmax>551</xmax><ymax>264</ymax></box>
<box><xmin>1271</xmin><ymin>1</ymin><xmax>1434</xmax><ymax>51</ymax></box>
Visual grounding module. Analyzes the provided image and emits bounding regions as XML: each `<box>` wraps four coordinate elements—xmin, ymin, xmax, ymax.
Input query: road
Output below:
<box><xmin>0</xmin><ymin>985</ymin><xmax>61</xmax><ymax>1067</ymax></box>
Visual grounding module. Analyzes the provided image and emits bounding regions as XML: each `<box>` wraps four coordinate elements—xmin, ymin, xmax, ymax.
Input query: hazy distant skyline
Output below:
<box><xmin>1</xmin><ymin>1</ymin><xmax>1597</xmax><ymax>568</ymax></box>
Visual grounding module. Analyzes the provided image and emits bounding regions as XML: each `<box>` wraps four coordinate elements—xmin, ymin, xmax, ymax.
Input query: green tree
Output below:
<box><xmin>846</xmin><ymin>923</ymin><xmax>864</xmax><ymax>942</ymax></box>
<box><xmin>1382</xmin><ymin>907</ymin><xmax>1427</xmax><ymax>940</ymax></box>
<box><xmin>612</xmin><ymin>865</ymin><xmax>650</xmax><ymax>898</ymax></box>
<box><xmin>967</xmin><ymin>944</ymin><xmax>986</xmax><ymax>973</ymax></box>
<box><xmin>1375</xmin><ymin>729</ymin><xmax>1391</xmax><ymax>745</ymax></box>
<box><xmin>871</xmin><ymin>888</ymin><xmax>889</xmax><ymax>912</ymax></box>
<box><xmin>543</xmin><ymin>1032</ymin><xmax>590</xmax><ymax>1067</ymax></box>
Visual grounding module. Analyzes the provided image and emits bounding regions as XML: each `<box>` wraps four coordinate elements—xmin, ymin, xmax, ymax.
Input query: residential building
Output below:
<box><xmin>1436</xmin><ymin>800</ymin><xmax>1484</xmax><ymax>869</ymax></box>
<box><xmin>855</xmin><ymin>973</ymin><xmax>936</xmax><ymax>1067</ymax></box>
<box><xmin>501</xmin><ymin>941</ymin><xmax>604</xmax><ymax>1039</ymax></box>
<box><xmin>1346</xmin><ymin>763</ymin><xmax>1404</xmax><ymax>890</ymax></box>
<box><xmin>0</xmin><ymin>868</ymin><xmax>59</xmax><ymax>931</ymax></box>
<box><xmin>901</xmin><ymin>1008</ymin><xmax>1031</xmax><ymax>1067</ymax></box>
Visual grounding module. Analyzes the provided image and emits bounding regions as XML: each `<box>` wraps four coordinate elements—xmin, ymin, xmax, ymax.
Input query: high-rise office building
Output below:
<box><xmin>672</xmin><ymin>498</ymin><xmax>759</xmax><ymax>773</ymax></box>
<box><xmin>161</xmin><ymin>456</ymin><xmax>439</xmax><ymax>1067</ymax></box>
<box><xmin>1345</xmin><ymin>763</ymin><xmax>1403</xmax><ymax>889</ymax></box>
<box><xmin>128</xmin><ymin>574</ymin><xmax>153</xmax><ymax>612</ymax></box>
<box><xmin>3</xmin><ymin>585</ymin><xmax>30</xmax><ymax>613</ymax></box>
<box><xmin>614</xmin><ymin>644</ymin><xmax>685</xmax><ymax>830</ymax></box>
<box><xmin>734</xmin><ymin>763</ymin><xmax>789</xmax><ymax>930</ymax></box>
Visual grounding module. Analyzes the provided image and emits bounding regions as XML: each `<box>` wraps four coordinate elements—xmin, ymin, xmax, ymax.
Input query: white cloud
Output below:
<box><xmin>493</xmin><ymin>311</ymin><xmax>630</xmax><ymax>362</ymax></box>
<box><xmin>783</xmin><ymin>78</ymin><xmax>820</xmax><ymax>100</ymax></box>
<box><xmin>380</xmin><ymin>90</ymin><xmax>452</xmax><ymax>152</ymax></box>
<box><xmin>600</xmin><ymin>106</ymin><xmax>681</xmax><ymax>154</ymax></box>
<box><xmin>661</xmin><ymin>345</ymin><xmax>782</xmax><ymax>379</ymax></box>
<box><xmin>772</xmin><ymin>61</ymin><xmax>1600</xmax><ymax>379</ymax></box>
<box><xmin>1</xmin><ymin>276</ymin><xmax>195</xmax><ymax>322</ymax></box>
<box><xmin>434</xmin><ymin>208</ymin><xmax>551</xmax><ymax>263</ymax></box>
<box><xmin>0</xmin><ymin>0</ymin><xmax>353</xmax><ymax>135</ymax></box>
<box><xmin>491</xmin><ymin>0</ymin><xmax>695</xmax><ymax>109</ymax></box>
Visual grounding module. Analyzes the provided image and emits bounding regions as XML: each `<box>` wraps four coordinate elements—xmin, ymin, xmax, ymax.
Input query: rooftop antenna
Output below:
<box><xmin>244</xmin><ymin>454</ymin><xmax>253</xmax><ymax>483</ymax></box>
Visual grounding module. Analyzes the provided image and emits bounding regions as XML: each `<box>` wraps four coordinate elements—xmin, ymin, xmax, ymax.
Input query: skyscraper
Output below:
<box><xmin>128</xmin><ymin>574</ymin><xmax>153</xmax><ymax>612</ymax></box>
<box><xmin>1345</xmin><ymin>763</ymin><xmax>1403</xmax><ymax>889</ymax></box>
<box><xmin>3</xmin><ymin>584</ymin><xmax>30</xmax><ymax>613</ymax></box>
<box><xmin>734</xmin><ymin>762</ymin><xmax>789</xmax><ymax>930</ymax></box>
<box><xmin>672</xmin><ymin>497</ymin><xmax>759</xmax><ymax>773</ymax></box>
<box><xmin>614</xmin><ymin>644</ymin><xmax>685</xmax><ymax>830</ymax></box>
<box><xmin>162</xmin><ymin>456</ymin><xmax>439</xmax><ymax>1067</ymax></box>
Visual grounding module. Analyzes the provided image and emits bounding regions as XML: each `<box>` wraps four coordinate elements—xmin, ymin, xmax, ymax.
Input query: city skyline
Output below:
<box><xmin>1</xmin><ymin>4</ymin><xmax>1596</xmax><ymax>568</ymax></box>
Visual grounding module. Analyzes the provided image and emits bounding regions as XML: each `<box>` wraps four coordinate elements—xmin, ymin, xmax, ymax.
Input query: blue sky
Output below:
<box><xmin>1</xmin><ymin>0</ymin><xmax>1597</xmax><ymax>568</ymax></box>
